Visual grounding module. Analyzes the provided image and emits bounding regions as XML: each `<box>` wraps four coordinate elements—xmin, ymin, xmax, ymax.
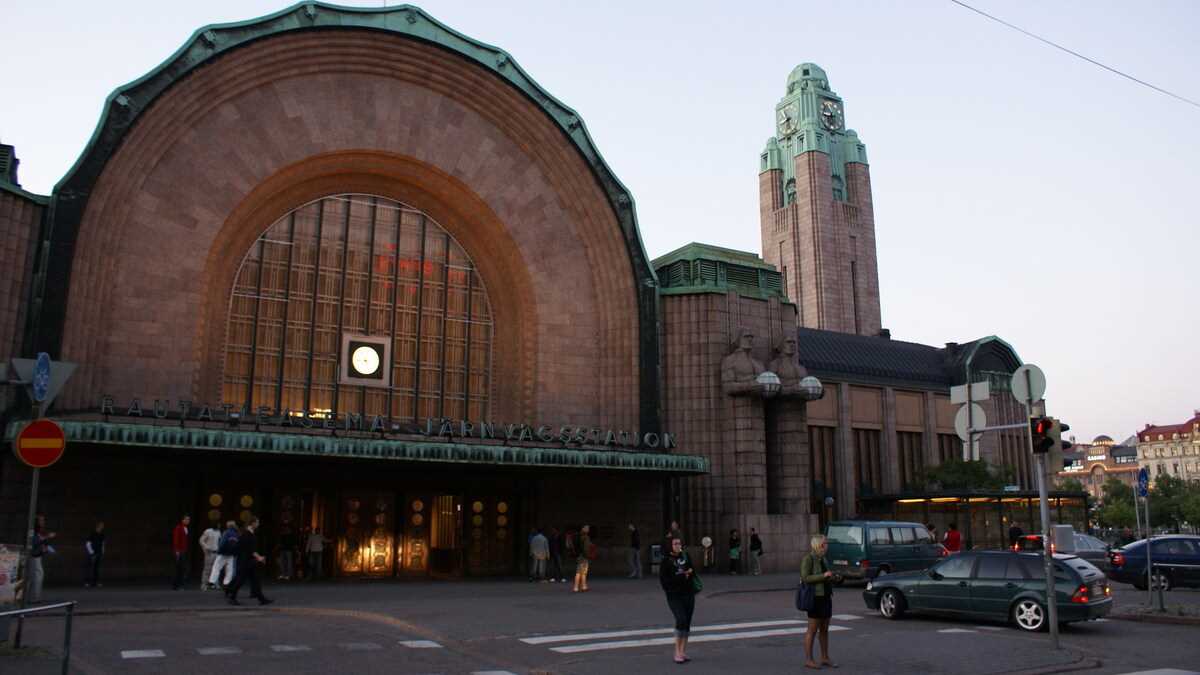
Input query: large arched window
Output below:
<box><xmin>223</xmin><ymin>194</ymin><xmax>493</xmax><ymax>422</ymax></box>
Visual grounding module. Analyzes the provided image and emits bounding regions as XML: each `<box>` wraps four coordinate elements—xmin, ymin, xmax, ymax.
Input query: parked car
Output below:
<box><xmin>1013</xmin><ymin>533</ymin><xmax>1112</xmax><ymax>573</ymax></box>
<box><xmin>1108</xmin><ymin>535</ymin><xmax>1200</xmax><ymax>591</ymax></box>
<box><xmin>862</xmin><ymin>550</ymin><xmax>1112</xmax><ymax>632</ymax></box>
<box><xmin>825</xmin><ymin>520</ymin><xmax>946</xmax><ymax>582</ymax></box>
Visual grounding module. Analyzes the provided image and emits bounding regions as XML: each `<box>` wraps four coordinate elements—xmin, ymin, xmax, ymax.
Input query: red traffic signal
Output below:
<box><xmin>1030</xmin><ymin>416</ymin><xmax>1054</xmax><ymax>454</ymax></box>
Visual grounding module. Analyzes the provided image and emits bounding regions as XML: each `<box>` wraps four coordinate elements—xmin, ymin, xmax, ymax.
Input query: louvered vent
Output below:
<box><xmin>724</xmin><ymin>264</ymin><xmax>760</xmax><ymax>288</ymax></box>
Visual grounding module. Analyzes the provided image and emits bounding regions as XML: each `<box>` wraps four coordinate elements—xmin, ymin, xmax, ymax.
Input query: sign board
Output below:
<box><xmin>13</xmin><ymin>419</ymin><xmax>66</xmax><ymax>469</ymax></box>
<box><xmin>1010</xmin><ymin>364</ymin><xmax>1046</xmax><ymax>406</ymax></box>
<box><xmin>950</xmin><ymin>380</ymin><xmax>991</xmax><ymax>405</ymax></box>
<box><xmin>1003</xmin><ymin>484</ymin><xmax>1020</xmax><ymax>492</ymax></box>
<box><xmin>954</xmin><ymin>403</ymin><xmax>987</xmax><ymax>443</ymax></box>
<box><xmin>32</xmin><ymin>352</ymin><xmax>51</xmax><ymax>403</ymax></box>
<box><xmin>10</xmin><ymin>358</ymin><xmax>77</xmax><ymax>411</ymax></box>
<box><xmin>1137</xmin><ymin>467</ymin><xmax>1149</xmax><ymax>497</ymax></box>
<box><xmin>0</xmin><ymin>545</ymin><xmax>19</xmax><ymax>606</ymax></box>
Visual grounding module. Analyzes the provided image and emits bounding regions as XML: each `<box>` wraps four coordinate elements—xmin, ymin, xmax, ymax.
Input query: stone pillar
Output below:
<box><xmin>837</xmin><ymin>382</ymin><xmax>855</xmax><ymax>519</ymax></box>
<box><xmin>883</xmin><ymin>387</ymin><xmax>900</xmax><ymax>493</ymax></box>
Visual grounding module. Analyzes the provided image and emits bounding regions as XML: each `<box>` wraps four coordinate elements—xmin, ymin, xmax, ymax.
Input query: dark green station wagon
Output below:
<box><xmin>862</xmin><ymin>550</ymin><xmax>1112</xmax><ymax>632</ymax></box>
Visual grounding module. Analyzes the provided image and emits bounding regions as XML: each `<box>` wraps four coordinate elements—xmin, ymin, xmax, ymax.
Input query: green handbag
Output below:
<box><xmin>691</xmin><ymin>571</ymin><xmax>703</xmax><ymax>593</ymax></box>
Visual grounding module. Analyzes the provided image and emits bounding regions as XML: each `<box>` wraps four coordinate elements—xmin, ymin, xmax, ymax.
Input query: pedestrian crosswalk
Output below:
<box><xmin>521</xmin><ymin>617</ymin><xmax>853</xmax><ymax>654</ymax></box>
<box><xmin>119</xmin><ymin>639</ymin><xmax>446</xmax><ymax>659</ymax></box>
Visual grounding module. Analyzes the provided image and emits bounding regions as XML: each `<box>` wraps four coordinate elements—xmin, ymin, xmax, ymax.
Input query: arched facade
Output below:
<box><xmin>1</xmin><ymin>4</ymin><xmax>706</xmax><ymax>581</ymax></box>
<box><xmin>46</xmin><ymin>11</ymin><xmax>652</xmax><ymax>432</ymax></box>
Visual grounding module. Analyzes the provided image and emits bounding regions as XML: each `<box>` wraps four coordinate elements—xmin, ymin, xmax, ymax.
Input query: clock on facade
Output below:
<box><xmin>340</xmin><ymin>335</ymin><xmax>390</xmax><ymax>386</ymax></box>
<box><xmin>819</xmin><ymin>99</ymin><xmax>843</xmax><ymax>131</ymax></box>
<box><xmin>776</xmin><ymin>102</ymin><xmax>799</xmax><ymax>135</ymax></box>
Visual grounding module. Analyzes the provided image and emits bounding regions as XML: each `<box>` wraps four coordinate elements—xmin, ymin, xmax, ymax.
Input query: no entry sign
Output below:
<box><xmin>13</xmin><ymin>419</ymin><xmax>66</xmax><ymax>468</ymax></box>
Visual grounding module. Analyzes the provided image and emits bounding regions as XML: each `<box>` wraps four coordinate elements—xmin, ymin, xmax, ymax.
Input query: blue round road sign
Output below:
<box><xmin>32</xmin><ymin>352</ymin><xmax>51</xmax><ymax>403</ymax></box>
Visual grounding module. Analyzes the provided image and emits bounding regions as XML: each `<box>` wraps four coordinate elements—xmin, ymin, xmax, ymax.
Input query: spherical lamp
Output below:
<box><xmin>757</xmin><ymin>371</ymin><xmax>782</xmax><ymax>398</ymax></box>
<box><xmin>798</xmin><ymin>376</ymin><xmax>824</xmax><ymax>401</ymax></box>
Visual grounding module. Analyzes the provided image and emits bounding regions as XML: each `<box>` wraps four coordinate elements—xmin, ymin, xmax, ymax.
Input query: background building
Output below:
<box><xmin>1058</xmin><ymin>434</ymin><xmax>1139</xmax><ymax>498</ymax></box>
<box><xmin>1137</xmin><ymin>412</ymin><xmax>1200</xmax><ymax>483</ymax></box>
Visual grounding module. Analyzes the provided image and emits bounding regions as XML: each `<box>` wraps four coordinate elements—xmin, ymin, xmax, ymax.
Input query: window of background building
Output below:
<box><xmin>937</xmin><ymin>433</ymin><xmax>961</xmax><ymax>465</ymax></box>
<box><xmin>222</xmin><ymin>194</ymin><xmax>494</xmax><ymax>421</ymax></box>
<box><xmin>854</xmin><ymin>428</ymin><xmax>883</xmax><ymax>496</ymax></box>
<box><xmin>897</xmin><ymin>431</ymin><xmax>924</xmax><ymax>490</ymax></box>
<box><xmin>809</xmin><ymin>425</ymin><xmax>838</xmax><ymax>522</ymax></box>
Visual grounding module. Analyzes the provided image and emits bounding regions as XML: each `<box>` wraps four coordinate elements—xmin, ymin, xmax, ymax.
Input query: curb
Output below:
<box><xmin>994</xmin><ymin>647</ymin><xmax>1097</xmax><ymax>675</ymax></box>
<box><xmin>1110</xmin><ymin>612</ymin><xmax>1200</xmax><ymax>626</ymax></box>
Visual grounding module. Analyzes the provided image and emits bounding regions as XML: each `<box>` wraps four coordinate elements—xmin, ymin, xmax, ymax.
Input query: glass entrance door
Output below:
<box><xmin>337</xmin><ymin>492</ymin><xmax>395</xmax><ymax>577</ymax></box>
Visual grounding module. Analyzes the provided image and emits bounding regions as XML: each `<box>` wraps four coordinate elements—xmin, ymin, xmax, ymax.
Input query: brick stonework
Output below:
<box><xmin>661</xmin><ymin>290</ymin><xmax>815</xmax><ymax>572</ymax></box>
<box><xmin>759</xmin><ymin>153</ymin><xmax>881</xmax><ymax>336</ymax></box>
<box><xmin>55</xmin><ymin>31</ymin><xmax>640</xmax><ymax>432</ymax></box>
<box><xmin>0</xmin><ymin>191</ymin><xmax>42</xmax><ymax>411</ymax></box>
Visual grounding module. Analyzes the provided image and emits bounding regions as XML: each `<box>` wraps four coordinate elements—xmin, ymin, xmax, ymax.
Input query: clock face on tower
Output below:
<box><xmin>819</xmin><ymin>99</ymin><xmax>843</xmax><ymax>131</ymax></box>
<box><xmin>776</xmin><ymin>102</ymin><xmax>799</xmax><ymax>135</ymax></box>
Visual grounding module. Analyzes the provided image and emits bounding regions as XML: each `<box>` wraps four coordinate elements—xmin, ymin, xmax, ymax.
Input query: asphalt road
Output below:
<box><xmin>6</xmin><ymin>575</ymin><xmax>1199</xmax><ymax>675</ymax></box>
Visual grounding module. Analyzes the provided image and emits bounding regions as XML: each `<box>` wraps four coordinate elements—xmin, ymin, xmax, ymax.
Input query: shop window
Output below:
<box><xmin>222</xmin><ymin>194</ymin><xmax>493</xmax><ymax>422</ymax></box>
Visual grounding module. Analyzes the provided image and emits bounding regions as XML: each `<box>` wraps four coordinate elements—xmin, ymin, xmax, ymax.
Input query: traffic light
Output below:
<box><xmin>1030</xmin><ymin>416</ymin><xmax>1054</xmax><ymax>454</ymax></box>
<box><xmin>1048</xmin><ymin>418</ymin><xmax>1071</xmax><ymax>471</ymax></box>
<box><xmin>1051</xmin><ymin>419</ymin><xmax>1071</xmax><ymax>452</ymax></box>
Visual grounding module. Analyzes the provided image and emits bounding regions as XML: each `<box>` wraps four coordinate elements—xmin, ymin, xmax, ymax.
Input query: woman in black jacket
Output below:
<box><xmin>659</xmin><ymin>536</ymin><xmax>697</xmax><ymax>664</ymax></box>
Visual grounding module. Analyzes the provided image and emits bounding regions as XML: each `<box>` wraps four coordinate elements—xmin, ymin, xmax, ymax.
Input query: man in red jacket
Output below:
<box><xmin>172</xmin><ymin>515</ymin><xmax>191</xmax><ymax>590</ymax></box>
<box><xmin>943</xmin><ymin>522</ymin><xmax>962</xmax><ymax>553</ymax></box>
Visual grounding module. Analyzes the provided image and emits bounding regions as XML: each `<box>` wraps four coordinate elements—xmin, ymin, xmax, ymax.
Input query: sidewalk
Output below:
<box><xmin>19</xmin><ymin>570</ymin><xmax>800</xmax><ymax>616</ymax></box>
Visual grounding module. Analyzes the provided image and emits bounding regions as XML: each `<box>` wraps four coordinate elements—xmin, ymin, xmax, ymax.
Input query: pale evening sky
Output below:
<box><xmin>2</xmin><ymin>0</ymin><xmax>1197</xmax><ymax>444</ymax></box>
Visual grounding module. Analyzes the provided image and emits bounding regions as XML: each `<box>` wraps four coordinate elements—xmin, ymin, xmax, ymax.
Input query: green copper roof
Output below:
<box><xmin>786</xmin><ymin>63</ymin><xmax>830</xmax><ymax>94</ymax></box>
<box><xmin>0</xmin><ymin>180</ymin><xmax>50</xmax><ymax>206</ymax></box>
<box><xmin>762</xmin><ymin>63</ymin><xmax>868</xmax><ymax>205</ymax></box>
<box><xmin>652</xmin><ymin>243</ymin><xmax>789</xmax><ymax>301</ymax></box>
<box><xmin>5</xmin><ymin>420</ymin><xmax>709</xmax><ymax>475</ymax></box>
<box><xmin>652</xmin><ymin>242</ymin><xmax>777</xmax><ymax>271</ymax></box>
<box><xmin>30</xmin><ymin>2</ymin><xmax>663</xmax><ymax>436</ymax></box>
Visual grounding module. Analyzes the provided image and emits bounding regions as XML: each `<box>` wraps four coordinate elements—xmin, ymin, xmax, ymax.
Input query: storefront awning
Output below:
<box><xmin>5</xmin><ymin>420</ymin><xmax>709</xmax><ymax>475</ymax></box>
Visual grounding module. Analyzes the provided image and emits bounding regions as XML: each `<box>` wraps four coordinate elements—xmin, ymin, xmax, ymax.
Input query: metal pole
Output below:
<box><xmin>62</xmin><ymin>603</ymin><xmax>74</xmax><ymax>675</ymax></box>
<box><xmin>1133</xmin><ymin>488</ymin><xmax>1141</xmax><ymax>541</ymax></box>
<box><xmin>13</xmin><ymin>466</ymin><xmax>40</xmax><ymax>649</ymax></box>
<box><xmin>1034</xmin><ymin>453</ymin><xmax>1060</xmax><ymax>648</ymax></box>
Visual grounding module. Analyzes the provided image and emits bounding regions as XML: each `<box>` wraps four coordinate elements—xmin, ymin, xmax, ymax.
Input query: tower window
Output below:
<box><xmin>803</xmin><ymin>69</ymin><xmax>810</xmax><ymax>76</ymax></box>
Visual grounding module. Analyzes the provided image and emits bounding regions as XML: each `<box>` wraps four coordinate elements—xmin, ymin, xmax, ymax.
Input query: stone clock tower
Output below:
<box><xmin>760</xmin><ymin>64</ymin><xmax>881</xmax><ymax>336</ymax></box>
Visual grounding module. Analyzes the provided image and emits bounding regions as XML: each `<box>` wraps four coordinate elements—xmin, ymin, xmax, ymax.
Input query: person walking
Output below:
<box><xmin>1008</xmin><ymin>523</ymin><xmax>1025</xmax><ymax>548</ymax></box>
<box><xmin>530</xmin><ymin>528</ymin><xmax>549</xmax><ymax>582</ymax></box>
<box><xmin>572</xmin><ymin>524</ymin><xmax>592</xmax><ymax>593</ymax></box>
<box><xmin>659</xmin><ymin>536</ymin><xmax>698</xmax><ymax>664</ymax></box>
<box><xmin>210</xmin><ymin>521</ymin><xmax>239</xmax><ymax>590</ymax></box>
<box><xmin>927</xmin><ymin>524</ymin><xmax>938</xmax><ymax>547</ymax></box>
<box><xmin>84</xmin><ymin>521</ymin><xmax>105</xmax><ymax>588</ymax></box>
<box><xmin>547</xmin><ymin>527</ymin><xmax>564</xmax><ymax>583</ymax></box>
<box><xmin>305</xmin><ymin>527</ymin><xmax>328</xmax><ymax>581</ymax></box>
<box><xmin>801</xmin><ymin>534</ymin><xmax>838</xmax><ymax>669</ymax></box>
<box><xmin>728</xmin><ymin>529</ymin><xmax>742</xmax><ymax>575</ymax></box>
<box><xmin>199</xmin><ymin>522</ymin><xmax>221</xmax><ymax>590</ymax></box>
<box><xmin>627</xmin><ymin>523</ymin><xmax>642</xmax><ymax>579</ymax></box>
<box><xmin>171</xmin><ymin>514</ymin><xmax>191</xmax><ymax>590</ymax></box>
<box><xmin>943</xmin><ymin>522</ymin><xmax>962</xmax><ymax>553</ymax></box>
<box><xmin>26</xmin><ymin>514</ymin><xmax>56</xmax><ymax>602</ymax></box>
<box><xmin>701</xmin><ymin>535</ymin><xmax>714</xmax><ymax>571</ymax></box>
<box><xmin>664</xmin><ymin>520</ymin><xmax>684</xmax><ymax>547</ymax></box>
<box><xmin>227</xmin><ymin>517</ymin><xmax>272</xmax><ymax>606</ymax></box>
<box><xmin>277</xmin><ymin>527</ymin><xmax>298</xmax><ymax>581</ymax></box>
<box><xmin>749</xmin><ymin>527</ymin><xmax>764</xmax><ymax>576</ymax></box>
